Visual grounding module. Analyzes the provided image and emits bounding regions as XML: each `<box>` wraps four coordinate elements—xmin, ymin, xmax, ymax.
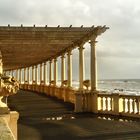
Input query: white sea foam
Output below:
<box><xmin>55</xmin><ymin>79</ymin><xmax>140</xmax><ymax>95</ymax></box>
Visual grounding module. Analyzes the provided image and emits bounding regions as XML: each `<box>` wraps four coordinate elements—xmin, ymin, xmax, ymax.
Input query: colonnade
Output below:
<box><xmin>5</xmin><ymin>40</ymin><xmax>97</xmax><ymax>91</ymax></box>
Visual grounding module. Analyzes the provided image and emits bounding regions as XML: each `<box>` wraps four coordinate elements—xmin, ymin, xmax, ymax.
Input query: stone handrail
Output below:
<box><xmin>98</xmin><ymin>92</ymin><xmax>140</xmax><ymax>117</ymax></box>
<box><xmin>20</xmin><ymin>83</ymin><xmax>140</xmax><ymax>118</ymax></box>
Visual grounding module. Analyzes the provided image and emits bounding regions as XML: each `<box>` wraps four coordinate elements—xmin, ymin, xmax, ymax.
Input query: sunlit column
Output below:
<box><xmin>19</xmin><ymin>69</ymin><xmax>21</xmax><ymax>84</ymax></box>
<box><xmin>12</xmin><ymin>70</ymin><xmax>14</xmax><ymax>77</ymax></box>
<box><xmin>79</xmin><ymin>44</ymin><xmax>85</xmax><ymax>90</ymax></box>
<box><xmin>35</xmin><ymin>65</ymin><xmax>38</xmax><ymax>84</ymax></box>
<box><xmin>90</xmin><ymin>40</ymin><xmax>97</xmax><ymax>91</ymax></box>
<box><xmin>27</xmin><ymin>67</ymin><xmax>30</xmax><ymax>84</ymax></box>
<box><xmin>44</xmin><ymin>62</ymin><xmax>47</xmax><ymax>85</ymax></box>
<box><xmin>67</xmin><ymin>50</ymin><xmax>72</xmax><ymax>87</ymax></box>
<box><xmin>61</xmin><ymin>54</ymin><xmax>65</xmax><ymax>86</ymax></box>
<box><xmin>15</xmin><ymin>69</ymin><xmax>18</xmax><ymax>80</ymax></box>
<box><xmin>9</xmin><ymin>70</ymin><xmax>11</xmax><ymax>76</ymax></box>
<box><xmin>24</xmin><ymin>68</ymin><xmax>26</xmax><ymax>83</ymax></box>
<box><xmin>49</xmin><ymin>60</ymin><xmax>52</xmax><ymax>84</ymax></box>
<box><xmin>54</xmin><ymin>58</ymin><xmax>58</xmax><ymax>86</ymax></box>
<box><xmin>32</xmin><ymin>66</ymin><xmax>34</xmax><ymax>84</ymax></box>
<box><xmin>40</xmin><ymin>63</ymin><xmax>42</xmax><ymax>84</ymax></box>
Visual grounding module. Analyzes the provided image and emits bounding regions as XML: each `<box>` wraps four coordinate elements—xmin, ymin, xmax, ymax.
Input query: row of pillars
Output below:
<box><xmin>5</xmin><ymin>40</ymin><xmax>97</xmax><ymax>91</ymax></box>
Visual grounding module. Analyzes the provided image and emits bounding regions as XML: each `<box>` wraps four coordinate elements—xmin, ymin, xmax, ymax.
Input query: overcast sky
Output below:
<box><xmin>0</xmin><ymin>0</ymin><xmax>140</xmax><ymax>80</ymax></box>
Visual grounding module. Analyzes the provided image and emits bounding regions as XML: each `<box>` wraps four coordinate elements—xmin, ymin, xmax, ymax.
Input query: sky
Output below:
<box><xmin>0</xmin><ymin>0</ymin><xmax>140</xmax><ymax>80</ymax></box>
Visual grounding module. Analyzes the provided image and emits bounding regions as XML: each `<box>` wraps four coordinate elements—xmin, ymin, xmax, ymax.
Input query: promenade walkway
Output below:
<box><xmin>7</xmin><ymin>90</ymin><xmax>140</xmax><ymax>140</ymax></box>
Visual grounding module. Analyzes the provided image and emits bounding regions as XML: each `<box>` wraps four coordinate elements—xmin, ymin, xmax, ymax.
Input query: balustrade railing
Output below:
<box><xmin>20</xmin><ymin>83</ymin><xmax>140</xmax><ymax>118</ymax></box>
<box><xmin>20</xmin><ymin>83</ymin><xmax>76</xmax><ymax>104</ymax></box>
<box><xmin>98</xmin><ymin>93</ymin><xmax>113</xmax><ymax>113</ymax></box>
<box><xmin>120</xmin><ymin>95</ymin><xmax>140</xmax><ymax>115</ymax></box>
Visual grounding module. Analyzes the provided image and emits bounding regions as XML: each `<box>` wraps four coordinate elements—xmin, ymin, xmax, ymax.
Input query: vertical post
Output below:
<box><xmin>90</xmin><ymin>40</ymin><xmax>97</xmax><ymax>91</ymax></box>
<box><xmin>74</xmin><ymin>91</ymin><xmax>83</xmax><ymax>112</ymax></box>
<box><xmin>19</xmin><ymin>69</ymin><xmax>21</xmax><ymax>84</ymax></box>
<box><xmin>35</xmin><ymin>65</ymin><xmax>38</xmax><ymax>84</ymax></box>
<box><xmin>15</xmin><ymin>69</ymin><xmax>18</xmax><ymax>80</ymax></box>
<box><xmin>54</xmin><ymin>58</ymin><xmax>57</xmax><ymax>86</ymax></box>
<box><xmin>112</xmin><ymin>94</ymin><xmax>119</xmax><ymax>115</ymax></box>
<box><xmin>32</xmin><ymin>66</ymin><xmax>34</xmax><ymax>84</ymax></box>
<box><xmin>12</xmin><ymin>70</ymin><xmax>14</xmax><ymax>77</ymax></box>
<box><xmin>27</xmin><ymin>67</ymin><xmax>30</xmax><ymax>84</ymax></box>
<box><xmin>90</xmin><ymin>39</ymin><xmax>98</xmax><ymax>113</ymax></box>
<box><xmin>79</xmin><ymin>44</ymin><xmax>85</xmax><ymax>90</ymax></box>
<box><xmin>67</xmin><ymin>50</ymin><xmax>72</xmax><ymax>88</ymax></box>
<box><xmin>9</xmin><ymin>70</ymin><xmax>11</xmax><ymax>76</ymax></box>
<box><xmin>44</xmin><ymin>62</ymin><xmax>47</xmax><ymax>85</ymax></box>
<box><xmin>40</xmin><ymin>63</ymin><xmax>42</xmax><ymax>84</ymax></box>
<box><xmin>49</xmin><ymin>60</ymin><xmax>52</xmax><ymax>84</ymax></box>
<box><xmin>24</xmin><ymin>68</ymin><xmax>26</xmax><ymax>83</ymax></box>
<box><xmin>61</xmin><ymin>54</ymin><xmax>65</xmax><ymax>86</ymax></box>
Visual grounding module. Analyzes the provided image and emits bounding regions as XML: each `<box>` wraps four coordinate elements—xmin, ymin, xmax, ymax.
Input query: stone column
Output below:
<box><xmin>12</xmin><ymin>70</ymin><xmax>14</xmax><ymax>77</ymax></box>
<box><xmin>61</xmin><ymin>54</ymin><xmax>65</xmax><ymax>86</ymax></box>
<box><xmin>24</xmin><ymin>68</ymin><xmax>26</xmax><ymax>83</ymax></box>
<box><xmin>27</xmin><ymin>67</ymin><xmax>30</xmax><ymax>84</ymax></box>
<box><xmin>44</xmin><ymin>62</ymin><xmax>47</xmax><ymax>85</ymax></box>
<box><xmin>54</xmin><ymin>58</ymin><xmax>57</xmax><ymax>86</ymax></box>
<box><xmin>79</xmin><ymin>44</ymin><xmax>85</xmax><ymax>90</ymax></box>
<box><xmin>9</xmin><ymin>70</ymin><xmax>11</xmax><ymax>76</ymax></box>
<box><xmin>35</xmin><ymin>65</ymin><xmax>38</xmax><ymax>84</ymax></box>
<box><xmin>49</xmin><ymin>60</ymin><xmax>52</xmax><ymax>84</ymax></box>
<box><xmin>16</xmin><ymin>69</ymin><xmax>18</xmax><ymax>80</ymax></box>
<box><xmin>19</xmin><ymin>69</ymin><xmax>21</xmax><ymax>84</ymax></box>
<box><xmin>40</xmin><ymin>63</ymin><xmax>42</xmax><ymax>84</ymax></box>
<box><xmin>32</xmin><ymin>66</ymin><xmax>34</xmax><ymax>84</ymax></box>
<box><xmin>90</xmin><ymin>40</ymin><xmax>97</xmax><ymax>91</ymax></box>
<box><xmin>67</xmin><ymin>50</ymin><xmax>72</xmax><ymax>88</ymax></box>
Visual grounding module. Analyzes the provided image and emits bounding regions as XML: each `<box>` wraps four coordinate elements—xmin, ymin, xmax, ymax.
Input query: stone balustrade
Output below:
<box><xmin>98</xmin><ymin>92</ymin><xmax>140</xmax><ymax>118</ymax></box>
<box><xmin>20</xmin><ymin>83</ymin><xmax>140</xmax><ymax>119</ymax></box>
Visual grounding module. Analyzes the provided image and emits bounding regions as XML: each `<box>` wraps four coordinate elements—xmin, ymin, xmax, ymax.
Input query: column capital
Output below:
<box><xmin>78</xmin><ymin>45</ymin><xmax>85</xmax><ymax>50</ymax></box>
<box><xmin>61</xmin><ymin>54</ymin><xmax>65</xmax><ymax>58</ymax></box>
<box><xmin>44</xmin><ymin>62</ymin><xmax>47</xmax><ymax>65</ymax></box>
<box><xmin>67</xmin><ymin>49</ymin><xmax>72</xmax><ymax>55</ymax></box>
<box><xmin>49</xmin><ymin>60</ymin><xmax>52</xmax><ymax>63</ymax></box>
<box><xmin>54</xmin><ymin>58</ymin><xmax>57</xmax><ymax>62</ymax></box>
<box><xmin>89</xmin><ymin>40</ymin><xmax>98</xmax><ymax>46</ymax></box>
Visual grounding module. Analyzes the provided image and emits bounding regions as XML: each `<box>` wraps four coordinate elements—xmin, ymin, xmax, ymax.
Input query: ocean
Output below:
<box><xmin>71</xmin><ymin>79</ymin><xmax>140</xmax><ymax>95</ymax></box>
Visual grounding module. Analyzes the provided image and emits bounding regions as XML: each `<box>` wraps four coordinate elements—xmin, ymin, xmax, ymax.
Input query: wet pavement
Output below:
<box><xmin>7</xmin><ymin>90</ymin><xmax>140</xmax><ymax>140</ymax></box>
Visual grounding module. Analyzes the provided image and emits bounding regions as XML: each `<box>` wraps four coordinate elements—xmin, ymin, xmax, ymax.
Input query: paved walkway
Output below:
<box><xmin>7</xmin><ymin>90</ymin><xmax>140</xmax><ymax>140</ymax></box>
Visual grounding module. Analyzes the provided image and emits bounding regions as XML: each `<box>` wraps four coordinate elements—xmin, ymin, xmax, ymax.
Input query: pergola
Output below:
<box><xmin>0</xmin><ymin>25</ymin><xmax>108</xmax><ymax>70</ymax></box>
<box><xmin>0</xmin><ymin>25</ymin><xmax>108</xmax><ymax>94</ymax></box>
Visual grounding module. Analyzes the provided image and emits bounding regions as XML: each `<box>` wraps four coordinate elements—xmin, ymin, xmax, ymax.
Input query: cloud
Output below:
<box><xmin>0</xmin><ymin>0</ymin><xmax>140</xmax><ymax>79</ymax></box>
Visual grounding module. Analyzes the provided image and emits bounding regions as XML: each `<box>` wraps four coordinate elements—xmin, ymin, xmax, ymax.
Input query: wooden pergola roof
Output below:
<box><xmin>0</xmin><ymin>25</ymin><xmax>108</xmax><ymax>70</ymax></box>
